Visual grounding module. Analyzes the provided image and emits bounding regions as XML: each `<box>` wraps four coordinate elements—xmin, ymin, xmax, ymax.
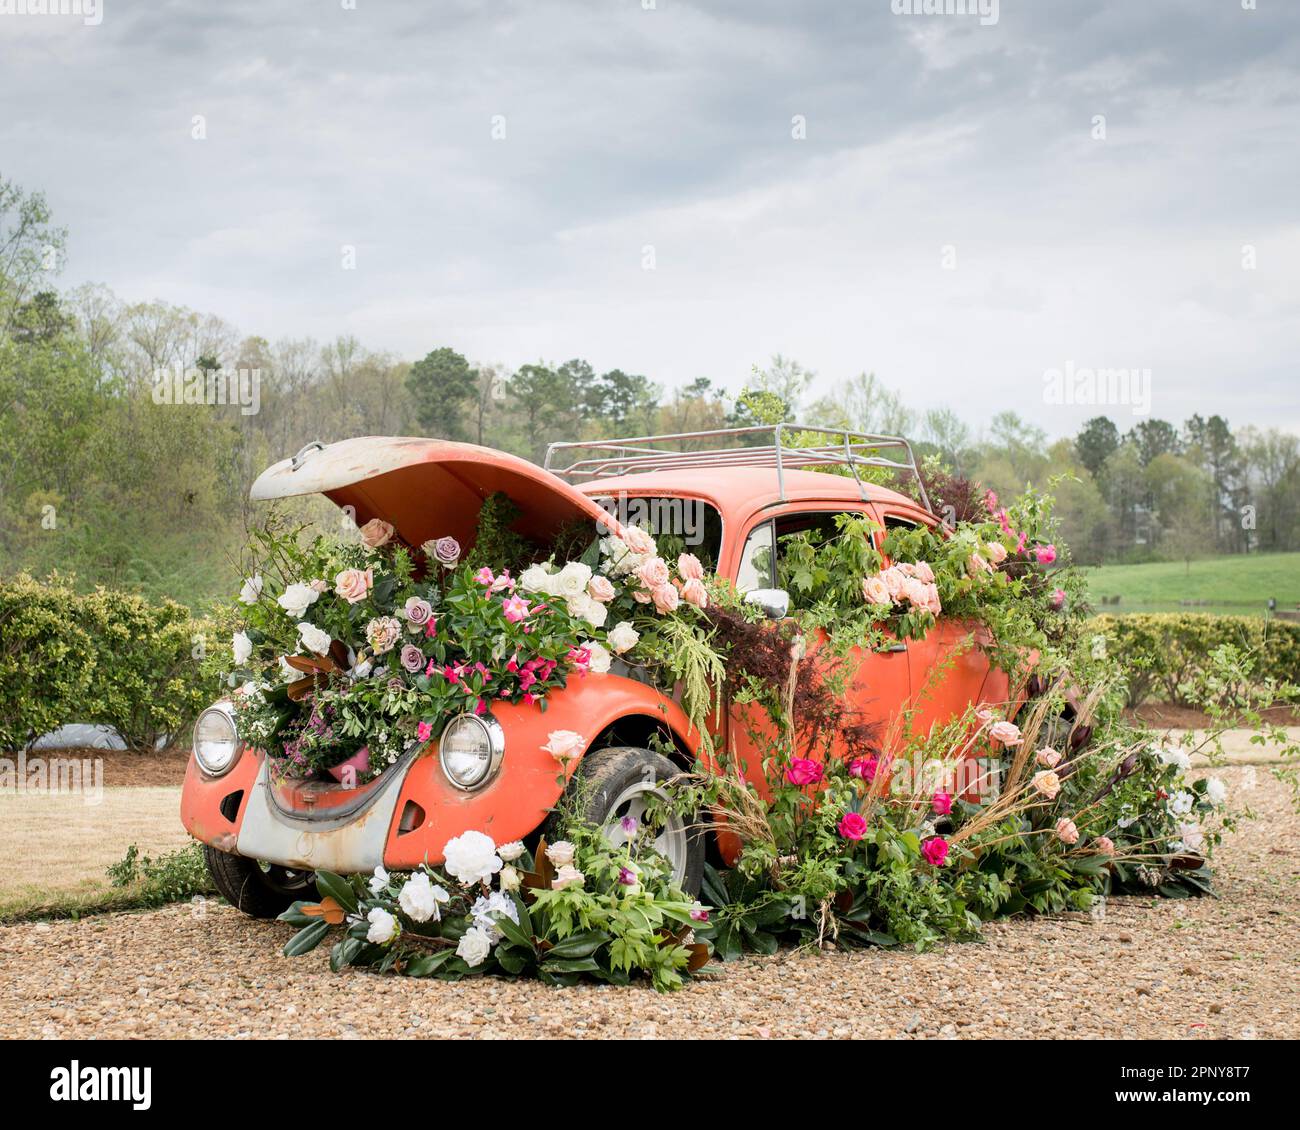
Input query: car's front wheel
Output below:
<box><xmin>552</xmin><ymin>745</ymin><xmax>705</xmax><ymax>897</ymax></box>
<box><xmin>203</xmin><ymin>845</ymin><xmax>318</xmax><ymax>918</ymax></box>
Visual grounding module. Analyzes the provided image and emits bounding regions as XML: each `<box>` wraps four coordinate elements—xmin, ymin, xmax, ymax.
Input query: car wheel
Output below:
<box><xmin>203</xmin><ymin>845</ymin><xmax>318</xmax><ymax>918</ymax></box>
<box><xmin>551</xmin><ymin>745</ymin><xmax>705</xmax><ymax>897</ymax></box>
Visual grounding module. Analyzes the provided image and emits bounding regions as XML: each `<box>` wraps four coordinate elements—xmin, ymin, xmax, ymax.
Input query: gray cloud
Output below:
<box><xmin>2</xmin><ymin>0</ymin><xmax>1297</xmax><ymax>435</ymax></box>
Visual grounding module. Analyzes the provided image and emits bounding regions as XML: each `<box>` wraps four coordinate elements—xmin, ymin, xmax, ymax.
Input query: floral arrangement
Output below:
<box><xmin>278</xmin><ymin>808</ymin><xmax>710</xmax><ymax>991</ymax></box>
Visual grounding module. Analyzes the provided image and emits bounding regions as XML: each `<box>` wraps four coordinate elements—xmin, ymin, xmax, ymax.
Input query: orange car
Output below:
<box><xmin>182</xmin><ymin>426</ymin><xmax>1012</xmax><ymax>915</ymax></box>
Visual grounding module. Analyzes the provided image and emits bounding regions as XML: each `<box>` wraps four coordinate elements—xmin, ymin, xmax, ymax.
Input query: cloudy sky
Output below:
<box><xmin>3</xmin><ymin>0</ymin><xmax>1298</xmax><ymax>437</ymax></box>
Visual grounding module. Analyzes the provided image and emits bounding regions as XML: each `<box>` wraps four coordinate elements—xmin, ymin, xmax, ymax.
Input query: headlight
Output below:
<box><xmin>439</xmin><ymin>713</ymin><xmax>505</xmax><ymax>790</ymax></box>
<box><xmin>193</xmin><ymin>704</ymin><xmax>241</xmax><ymax>776</ymax></box>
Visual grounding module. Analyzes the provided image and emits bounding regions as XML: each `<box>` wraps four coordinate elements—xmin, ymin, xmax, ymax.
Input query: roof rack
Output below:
<box><xmin>544</xmin><ymin>423</ymin><xmax>933</xmax><ymax>513</ymax></box>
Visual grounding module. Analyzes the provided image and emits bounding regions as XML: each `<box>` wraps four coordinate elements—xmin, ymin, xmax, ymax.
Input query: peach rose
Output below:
<box><xmin>882</xmin><ymin>566</ymin><xmax>909</xmax><ymax>602</ymax></box>
<box><xmin>622</xmin><ymin>527</ymin><xmax>656</xmax><ymax>555</ymax></box>
<box><xmin>862</xmin><ymin>574</ymin><xmax>891</xmax><ymax>606</ymax></box>
<box><xmin>651</xmin><ymin>583</ymin><xmax>680</xmax><ymax>614</ymax></box>
<box><xmin>986</xmin><ymin>541</ymin><xmax>1008</xmax><ymax>565</ymax></box>
<box><xmin>587</xmin><ymin>575</ymin><xmax>615</xmax><ymax>603</ymax></box>
<box><xmin>1095</xmin><ymin>836</ymin><xmax>1115</xmax><ymax>856</ymax></box>
<box><xmin>967</xmin><ymin>552</ymin><xmax>993</xmax><ymax>576</ymax></box>
<box><xmin>1032</xmin><ymin>769</ymin><xmax>1061</xmax><ymax>799</ymax></box>
<box><xmin>912</xmin><ymin>561</ymin><xmax>935</xmax><ymax>584</ymax></box>
<box><xmin>1055</xmin><ymin>818</ymin><xmax>1079</xmax><ymax>845</ymax></box>
<box><xmin>1035</xmin><ymin>747</ymin><xmax>1062</xmax><ymax>768</ymax></box>
<box><xmin>636</xmin><ymin>556</ymin><xmax>670</xmax><ymax>589</ymax></box>
<box><xmin>988</xmin><ymin>720</ymin><xmax>1022</xmax><ymax>746</ymax></box>
<box><xmin>680</xmin><ymin>578</ymin><xmax>708</xmax><ymax>609</ymax></box>
<box><xmin>677</xmin><ymin>553</ymin><xmax>704</xmax><ymax>581</ymax></box>
<box><xmin>359</xmin><ymin>518</ymin><xmax>395</xmax><ymax>548</ymax></box>
<box><xmin>335</xmin><ymin>567</ymin><xmax>373</xmax><ymax>604</ymax></box>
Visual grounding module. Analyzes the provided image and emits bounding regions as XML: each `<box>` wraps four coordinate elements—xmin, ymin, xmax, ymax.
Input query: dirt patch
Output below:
<box><xmin>11</xmin><ymin>746</ymin><xmax>192</xmax><ymax>788</ymax></box>
<box><xmin>1</xmin><ymin>763</ymin><xmax>1293</xmax><ymax>1040</ymax></box>
<box><xmin>1125</xmin><ymin>703</ymin><xmax>1300</xmax><ymax>730</ymax></box>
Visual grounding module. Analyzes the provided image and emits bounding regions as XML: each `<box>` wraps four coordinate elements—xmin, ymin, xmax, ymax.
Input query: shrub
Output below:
<box><xmin>1093</xmin><ymin>612</ymin><xmax>1300</xmax><ymax>706</ymax></box>
<box><xmin>0</xmin><ymin>573</ymin><xmax>217</xmax><ymax>752</ymax></box>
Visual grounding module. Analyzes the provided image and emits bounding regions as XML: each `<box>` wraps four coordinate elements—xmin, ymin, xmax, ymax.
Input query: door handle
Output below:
<box><xmin>887</xmin><ymin>642</ymin><xmax>907</xmax><ymax>653</ymax></box>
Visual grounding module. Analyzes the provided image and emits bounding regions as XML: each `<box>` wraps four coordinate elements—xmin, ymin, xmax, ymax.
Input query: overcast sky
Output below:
<box><xmin>3</xmin><ymin>0</ymin><xmax>1298</xmax><ymax>438</ymax></box>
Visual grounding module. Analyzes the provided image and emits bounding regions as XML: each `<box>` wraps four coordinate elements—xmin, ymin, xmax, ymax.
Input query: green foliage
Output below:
<box><xmin>106</xmin><ymin>842</ymin><xmax>212</xmax><ymax>906</ymax></box>
<box><xmin>0</xmin><ymin>572</ymin><xmax>213</xmax><ymax>750</ymax></box>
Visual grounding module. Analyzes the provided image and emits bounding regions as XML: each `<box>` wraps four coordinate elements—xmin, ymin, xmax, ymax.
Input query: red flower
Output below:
<box><xmin>838</xmin><ymin>811</ymin><xmax>868</xmax><ymax>840</ymax></box>
<box><xmin>921</xmin><ymin>837</ymin><xmax>949</xmax><ymax>867</ymax></box>
<box><xmin>931</xmin><ymin>791</ymin><xmax>953</xmax><ymax>815</ymax></box>
<box><xmin>785</xmin><ymin>757</ymin><xmax>824</xmax><ymax>786</ymax></box>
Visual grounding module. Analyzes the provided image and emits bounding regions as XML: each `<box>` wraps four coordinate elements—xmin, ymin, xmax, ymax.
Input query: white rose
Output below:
<box><xmin>518</xmin><ymin>564</ymin><xmax>551</xmax><ymax>593</ymax></box>
<box><xmin>565</xmin><ymin>591</ymin><xmax>595</xmax><ymax>620</ymax></box>
<box><xmin>279</xmin><ymin>656</ymin><xmax>299</xmax><ymax>682</ymax></box>
<box><xmin>366</xmin><ymin>907</ymin><xmax>398</xmax><ymax>945</ymax></box>
<box><xmin>551</xmin><ymin>864</ymin><xmax>585</xmax><ymax>891</ymax></box>
<box><xmin>296</xmin><ymin>621</ymin><xmax>332</xmax><ymax>656</ymax></box>
<box><xmin>498</xmin><ymin>840</ymin><xmax>525</xmax><ymax>862</ymax></box>
<box><xmin>1157</xmin><ymin>745</ymin><xmax>1191</xmax><ymax>771</ymax></box>
<box><xmin>471</xmin><ymin>891</ymin><xmax>520</xmax><ymax>942</ymax></box>
<box><xmin>278</xmin><ymin>582</ymin><xmax>320</xmax><ymax>618</ymax></box>
<box><xmin>238</xmin><ymin>575</ymin><xmax>263</xmax><ymax>604</ymax></box>
<box><xmin>582</xmin><ymin>600</ymin><xmax>608</xmax><ymax>629</ymax></box>
<box><xmin>499</xmin><ymin>865</ymin><xmax>521</xmax><ymax>893</ymax></box>
<box><xmin>1205</xmin><ymin>777</ymin><xmax>1228</xmax><ymax>807</ymax></box>
<box><xmin>456</xmin><ymin>925</ymin><xmax>493</xmax><ymax>967</ymax></box>
<box><xmin>1168</xmin><ymin>790</ymin><xmax>1195</xmax><ymax>816</ymax></box>
<box><xmin>441</xmin><ymin>830</ymin><xmax>503</xmax><ymax>886</ymax></box>
<box><xmin>367</xmin><ymin>865</ymin><xmax>389</xmax><ymax>896</ymax></box>
<box><xmin>607</xmin><ymin>621</ymin><xmax>640</xmax><ymax>654</ymax></box>
<box><xmin>555</xmin><ymin>561</ymin><xmax>593</xmax><ymax>598</ymax></box>
<box><xmin>398</xmin><ymin>871</ymin><xmax>449</xmax><ymax>923</ymax></box>
<box><xmin>545</xmin><ymin>839</ymin><xmax>576</xmax><ymax>868</ymax></box>
<box><xmin>582</xmin><ymin>640</ymin><xmax>612</xmax><ymax>674</ymax></box>
<box><xmin>232</xmin><ymin>631</ymin><xmax>253</xmax><ymax>666</ymax></box>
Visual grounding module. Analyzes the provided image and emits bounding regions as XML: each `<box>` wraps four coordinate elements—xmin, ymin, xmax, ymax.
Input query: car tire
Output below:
<box><xmin>203</xmin><ymin>845</ymin><xmax>318</xmax><ymax>918</ymax></box>
<box><xmin>549</xmin><ymin>745</ymin><xmax>706</xmax><ymax>897</ymax></box>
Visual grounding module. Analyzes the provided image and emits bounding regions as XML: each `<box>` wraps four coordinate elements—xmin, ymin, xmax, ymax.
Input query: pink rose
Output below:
<box><xmin>587</xmin><ymin>575</ymin><xmax>615</xmax><ymax>603</ymax></box>
<box><xmin>335</xmin><ymin>567</ymin><xmax>373</xmax><ymax>604</ymax></box>
<box><xmin>986</xmin><ymin>541</ymin><xmax>1008</xmax><ymax>565</ymax></box>
<box><xmin>651</xmin><ymin>583</ymin><xmax>680</xmax><ymax>614</ymax></box>
<box><xmin>622</xmin><ymin>527</ymin><xmax>655</xmax><ymax>555</ymax></box>
<box><xmin>1035</xmin><ymin>544</ymin><xmax>1057</xmax><ymax>565</ymax></box>
<box><xmin>637</xmin><ymin>556</ymin><xmax>671</xmax><ymax>589</ymax></box>
<box><xmin>919</xmin><ymin>583</ymin><xmax>942</xmax><ymax>615</ymax></box>
<box><xmin>404</xmin><ymin>596</ymin><xmax>433</xmax><ymax>627</ymax></box>
<box><xmin>1035</xmin><ymin>747</ymin><xmax>1061</xmax><ymax>768</ymax></box>
<box><xmin>912</xmin><ymin>561</ymin><xmax>935</xmax><ymax>584</ymax></box>
<box><xmin>921</xmin><ymin>837</ymin><xmax>949</xmax><ymax>867</ymax></box>
<box><xmin>677</xmin><ymin>553</ymin><xmax>704</xmax><ymax>581</ymax></box>
<box><xmin>680</xmin><ymin>578</ymin><xmax>708</xmax><ymax>609</ymax></box>
<box><xmin>988</xmin><ymin>720</ymin><xmax>1022</xmax><ymax>746</ymax></box>
<box><xmin>861</xmin><ymin>574</ymin><xmax>891</xmax><ymax>606</ymax></box>
<box><xmin>1055</xmin><ymin>817</ymin><xmax>1079</xmax><ymax>845</ymax></box>
<box><xmin>838</xmin><ymin>811</ymin><xmax>868</xmax><ymax>840</ymax></box>
<box><xmin>849</xmin><ymin>756</ymin><xmax>878</xmax><ymax>782</ymax></box>
<box><xmin>309</xmin><ymin>578</ymin><xmax>329</xmax><ymax>593</ymax></box>
<box><xmin>931</xmin><ymin>791</ymin><xmax>953</xmax><ymax>815</ymax></box>
<box><xmin>967</xmin><ymin>552</ymin><xmax>992</xmax><ymax>576</ymax></box>
<box><xmin>785</xmin><ymin>757</ymin><xmax>824</xmax><ymax>786</ymax></box>
<box><xmin>359</xmin><ymin>518</ymin><xmax>395</xmax><ymax>548</ymax></box>
<box><xmin>882</xmin><ymin>566</ymin><xmax>909</xmax><ymax>602</ymax></box>
<box><xmin>1095</xmin><ymin>836</ymin><xmax>1115</xmax><ymax>856</ymax></box>
<box><xmin>542</xmin><ymin>729</ymin><xmax>585</xmax><ymax>765</ymax></box>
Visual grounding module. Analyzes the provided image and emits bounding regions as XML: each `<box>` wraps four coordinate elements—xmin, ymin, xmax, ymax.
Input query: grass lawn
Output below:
<box><xmin>0</xmin><ymin>786</ymin><xmax>192</xmax><ymax>920</ymax></box>
<box><xmin>1084</xmin><ymin>551</ymin><xmax>1300</xmax><ymax>617</ymax></box>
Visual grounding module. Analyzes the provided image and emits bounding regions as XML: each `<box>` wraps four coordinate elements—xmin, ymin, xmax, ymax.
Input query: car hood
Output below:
<box><xmin>249</xmin><ymin>436</ymin><xmax>615</xmax><ymax>550</ymax></box>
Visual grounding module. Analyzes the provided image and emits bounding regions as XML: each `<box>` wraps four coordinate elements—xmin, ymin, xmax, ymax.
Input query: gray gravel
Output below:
<box><xmin>2</xmin><ymin>763</ymin><xmax>1296</xmax><ymax>1040</ymax></box>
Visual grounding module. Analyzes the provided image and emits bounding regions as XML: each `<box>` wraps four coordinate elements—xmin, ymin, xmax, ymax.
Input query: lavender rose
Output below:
<box><xmin>399</xmin><ymin>644</ymin><xmax>425</xmax><ymax>673</ymax></box>
<box><xmin>403</xmin><ymin>596</ymin><xmax>433</xmax><ymax>628</ymax></box>
<box><xmin>424</xmin><ymin>536</ymin><xmax>461</xmax><ymax>569</ymax></box>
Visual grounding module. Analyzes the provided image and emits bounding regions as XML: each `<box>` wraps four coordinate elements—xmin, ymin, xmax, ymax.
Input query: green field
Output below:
<box><xmin>1084</xmin><ymin>552</ymin><xmax>1300</xmax><ymax>618</ymax></box>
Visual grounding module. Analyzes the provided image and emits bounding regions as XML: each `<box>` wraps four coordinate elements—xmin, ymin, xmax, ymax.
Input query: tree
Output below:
<box><xmin>807</xmin><ymin>371</ymin><xmax>915</xmax><ymax>436</ymax></box>
<box><xmin>1074</xmin><ymin>416</ymin><xmax>1119</xmax><ymax>480</ymax></box>
<box><xmin>1127</xmin><ymin>418</ymin><xmax>1180</xmax><ymax>468</ymax></box>
<box><xmin>0</xmin><ymin>177</ymin><xmax>67</xmax><ymax>335</ymax></box>
<box><xmin>406</xmin><ymin>347</ymin><xmax>478</xmax><ymax>441</ymax></box>
<box><xmin>751</xmin><ymin>354</ymin><xmax>815</xmax><ymax>413</ymax></box>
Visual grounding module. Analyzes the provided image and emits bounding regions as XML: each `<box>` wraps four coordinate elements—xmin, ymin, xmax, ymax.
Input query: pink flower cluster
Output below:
<box><xmin>984</xmin><ymin>492</ymin><xmax>1056</xmax><ymax>565</ymax></box>
<box><xmin>861</xmin><ymin>561</ymin><xmax>941</xmax><ymax>616</ymax></box>
<box><xmin>631</xmin><ymin>552</ymin><xmax>708</xmax><ymax>613</ymax></box>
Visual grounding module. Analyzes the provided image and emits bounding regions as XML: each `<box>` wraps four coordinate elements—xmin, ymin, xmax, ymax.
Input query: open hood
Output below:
<box><xmin>249</xmin><ymin>436</ymin><xmax>615</xmax><ymax>551</ymax></box>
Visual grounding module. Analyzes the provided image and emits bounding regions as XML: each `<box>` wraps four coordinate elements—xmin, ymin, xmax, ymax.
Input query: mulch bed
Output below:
<box><xmin>12</xmin><ymin>747</ymin><xmax>192</xmax><ymax>788</ymax></box>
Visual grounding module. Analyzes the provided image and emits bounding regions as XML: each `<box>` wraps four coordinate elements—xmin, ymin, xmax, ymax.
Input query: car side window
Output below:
<box><xmin>736</xmin><ymin>520</ymin><xmax>776</xmax><ymax>593</ymax></box>
<box><xmin>878</xmin><ymin>514</ymin><xmax>918</xmax><ymax>555</ymax></box>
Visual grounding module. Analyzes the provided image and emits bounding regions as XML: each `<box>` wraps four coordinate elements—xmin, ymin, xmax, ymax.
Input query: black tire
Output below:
<box><xmin>203</xmin><ymin>845</ymin><xmax>317</xmax><ymax>919</ymax></box>
<box><xmin>550</xmin><ymin>745</ymin><xmax>705</xmax><ymax>897</ymax></box>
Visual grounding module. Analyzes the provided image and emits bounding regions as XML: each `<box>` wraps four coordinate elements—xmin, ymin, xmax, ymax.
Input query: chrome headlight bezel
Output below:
<box><xmin>193</xmin><ymin>701</ymin><xmax>242</xmax><ymax>777</ymax></box>
<box><xmin>438</xmin><ymin>712</ymin><xmax>505</xmax><ymax>791</ymax></box>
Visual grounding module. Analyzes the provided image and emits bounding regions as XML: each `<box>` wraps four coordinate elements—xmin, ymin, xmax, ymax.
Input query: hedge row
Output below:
<box><xmin>1093</xmin><ymin>612</ymin><xmax>1300</xmax><ymax>707</ymax></box>
<box><xmin>0</xmin><ymin>573</ymin><xmax>221</xmax><ymax>752</ymax></box>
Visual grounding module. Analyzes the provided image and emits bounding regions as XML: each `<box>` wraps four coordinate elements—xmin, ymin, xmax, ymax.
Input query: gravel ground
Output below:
<box><xmin>2</xmin><ymin>763</ymin><xmax>1296</xmax><ymax>1040</ymax></box>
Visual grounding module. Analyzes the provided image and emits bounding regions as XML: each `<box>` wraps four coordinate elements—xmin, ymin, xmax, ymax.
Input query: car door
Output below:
<box><xmin>723</xmin><ymin>505</ymin><xmax>911</xmax><ymax>792</ymax></box>
<box><xmin>874</xmin><ymin>508</ymin><xmax>994</xmax><ymax>740</ymax></box>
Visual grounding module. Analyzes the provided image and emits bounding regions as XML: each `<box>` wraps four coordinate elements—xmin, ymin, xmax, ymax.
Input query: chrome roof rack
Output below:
<box><xmin>544</xmin><ymin>423</ymin><xmax>933</xmax><ymax>514</ymax></box>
